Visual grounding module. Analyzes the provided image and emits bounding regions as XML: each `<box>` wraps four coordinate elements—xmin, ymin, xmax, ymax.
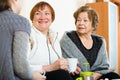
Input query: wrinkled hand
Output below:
<box><xmin>93</xmin><ymin>72</ymin><xmax>102</xmax><ymax>80</ymax></box>
<box><xmin>53</xmin><ymin>58</ymin><xmax>68</xmax><ymax>70</ymax></box>
<box><xmin>70</xmin><ymin>66</ymin><xmax>81</xmax><ymax>75</ymax></box>
<box><xmin>32</xmin><ymin>71</ymin><xmax>46</xmax><ymax>80</ymax></box>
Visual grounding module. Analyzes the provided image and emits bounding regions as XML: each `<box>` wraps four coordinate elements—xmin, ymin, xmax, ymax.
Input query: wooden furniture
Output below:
<box><xmin>118</xmin><ymin>22</ymin><xmax>120</xmax><ymax>74</ymax></box>
<box><xmin>86</xmin><ymin>2</ymin><xmax>119</xmax><ymax>74</ymax></box>
<box><xmin>111</xmin><ymin>0</ymin><xmax>120</xmax><ymax>4</ymax></box>
<box><xmin>97</xmin><ymin>0</ymin><xmax>120</xmax><ymax>4</ymax></box>
<box><xmin>111</xmin><ymin>0</ymin><xmax>120</xmax><ymax>74</ymax></box>
<box><xmin>110</xmin><ymin>0</ymin><xmax>120</xmax><ymax>21</ymax></box>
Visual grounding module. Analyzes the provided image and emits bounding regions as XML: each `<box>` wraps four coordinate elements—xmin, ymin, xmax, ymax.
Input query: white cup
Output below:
<box><xmin>67</xmin><ymin>58</ymin><xmax>78</xmax><ymax>72</ymax></box>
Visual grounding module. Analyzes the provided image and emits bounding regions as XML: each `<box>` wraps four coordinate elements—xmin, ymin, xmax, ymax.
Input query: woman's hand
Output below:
<box><xmin>93</xmin><ymin>72</ymin><xmax>102</xmax><ymax>80</ymax></box>
<box><xmin>70</xmin><ymin>66</ymin><xmax>81</xmax><ymax>75</ymax></box>
<box><xmin>32</xmin><ymin>71</ymin><xmax>46</xmax><ymax>80</ymax></box>
<box><xmin>70</xmin><ymin>61</ymin><xmax>81</xmax><ymax>75</ymax></box>
<box><xmin>43</xmin><ymin>58</ymin><xmax>68</xmax><ymax>72</ymax></box>
<box><xmin>53</xmin><ymin>58</ymin><xmax>68</xmax><ymax>70</ymax></box>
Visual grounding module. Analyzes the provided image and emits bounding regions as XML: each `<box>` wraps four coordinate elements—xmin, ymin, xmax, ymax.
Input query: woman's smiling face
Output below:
<box><xmin>32</xmin><ymin>6</ymin><xmax>52</xmax><ymax>34</ymax></box>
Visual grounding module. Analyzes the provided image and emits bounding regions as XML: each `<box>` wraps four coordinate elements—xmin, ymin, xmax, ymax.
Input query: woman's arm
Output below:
<box><xmin>13</xmin><ymin>31</ymin><xmax>33</xmax><ymax>79</ymax></box>
<box><xmin>93</xmin><ymin>38</ymin><xmax>110</xmax><ymax>74</ymax></box>
<box><xmin>43</xmin><ymin>58</ymin><xmax>68</xmax><ymax>72</ymax></box>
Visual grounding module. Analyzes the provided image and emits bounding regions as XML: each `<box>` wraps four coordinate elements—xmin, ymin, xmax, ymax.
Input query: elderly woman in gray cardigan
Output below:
<box><xmin>60</xmin><ymin>6</ymin><xmax>120</xmax><ymax>80</ymax></box>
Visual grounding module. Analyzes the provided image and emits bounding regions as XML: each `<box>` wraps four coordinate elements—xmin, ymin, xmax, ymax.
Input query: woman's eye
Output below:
<box><xmin>77</xmin><ymin>19</ymin><xmax>81</xmax><ymax>22</ymax></box>
<box><xmin>35</xmin><ymin>12</ymin><xmax>41</xmax><ymax>15</ymax></box>
<box><xmin>84</xmin><ymin>19</ymin><xmax>89</xmax><ymax>22</ymax></box>
<box><xmin>84</xmin><ymin>20</ymin><xmax>87</xmax><ymax>22</ymax></box>
<box><xmin>45</xmin><ymin>12</ymin><xmax>50</xmax><ymax>15</ymax></box>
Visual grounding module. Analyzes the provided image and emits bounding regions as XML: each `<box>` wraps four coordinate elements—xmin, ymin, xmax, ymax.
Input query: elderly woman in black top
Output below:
<box><xmin>60</xmin><ymin>6</ymin><xmax>120</xmax><ymax>80</ymax></box>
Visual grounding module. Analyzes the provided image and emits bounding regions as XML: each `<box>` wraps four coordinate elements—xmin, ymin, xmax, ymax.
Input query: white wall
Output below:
<box><xmin>20</xmin><ymin>0</ymin><xmax>96</xmax><ymax>39</ymax></box>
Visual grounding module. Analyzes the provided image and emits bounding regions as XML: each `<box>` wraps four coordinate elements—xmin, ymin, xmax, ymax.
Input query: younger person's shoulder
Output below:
<box><xmin>12</xmin><ymin>14</ymin><xmax>31</xmax><ymax>34</ymax></box>
<box><xmin>15</xmin><ymin>14</ymin><xmax>29</xmax><ymax>23</ymax></box>
<box><xmin>8</xmin><ymin>11</ymin><xmax>30</xmax><ymax>24</ymax></box>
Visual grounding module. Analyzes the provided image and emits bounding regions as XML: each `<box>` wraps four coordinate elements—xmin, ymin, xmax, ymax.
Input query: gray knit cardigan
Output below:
<box><xmin>0</xmin><ymin>10</ymin><xmax>32</xmax><ymax>80</ymax></box>
<box><xmin>60</xmin><ymin>31</ymin><xmax>111</xmax><ymax>75</ymax></box>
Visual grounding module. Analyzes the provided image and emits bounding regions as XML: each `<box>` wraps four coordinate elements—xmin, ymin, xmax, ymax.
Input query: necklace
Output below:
<box><xmin>46</xmin><ymin>32</ymin><xmax>60</xmax><ymax>64</ymax></box>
